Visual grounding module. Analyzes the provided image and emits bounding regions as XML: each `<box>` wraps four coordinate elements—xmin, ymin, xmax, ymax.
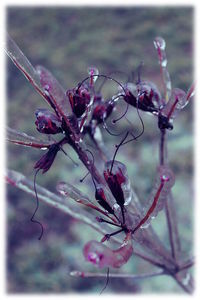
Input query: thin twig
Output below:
<box><xmin>128</xmin><ymin>250</ymin><xmax>167</xmax><ymax>269</ymax></box>
<box><xmin>70</xmin><ymin>269</ymin><xmax>166</xmax><ymax>279</ymax></box>
<box><xmin>160</xmin><ymin>129</ymin><xmax>166</xmax><ymax>166</ymax></box>
<box><xmin>179</xmin><ymin>257</ymin><xmax>195</xmax><ymax>271</ymax></box>
<box><xmin>165</xmin><ymin>200</ymin><xmax>177</xmax><ymax>259</ymax></box>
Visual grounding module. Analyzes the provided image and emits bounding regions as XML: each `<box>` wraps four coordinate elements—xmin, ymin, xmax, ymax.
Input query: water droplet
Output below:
<box><xmin>140</xmin><ymin>220</ymin><xmax>151</xmax><ymax>229</ymax></box>
<box><xmin>87</xmin><ymin>66</ymin><xmax>99</xmax><ymax>84</ymax></box>
<box><xmin>189</xmin><ymin>90</ymin><xmax>195</xmax><ymax>99</ymax></box>
<box><xmin>173</xmin><ymin>88</ymin><xmax>187</xmax><ymax>109</ymax></box>
<box><xmin>153</xmin><ymin>41</ymin><xmax>158</xmax><ymax>49</ymax></box>
<box><xmin>161</xmin><ymin>59</ymin><xmax>167</xmax><ymax>67</ymax></box>
<box><xmin>166</xmin><ymin>81</ymin><xmax>172</xmax><ymax>90</ymax></box>
<box><xmin>154</xmin><ymin>37</ymin><xmax>166</xmax><ymax>50</ymax></box>
<box><xmin>182</xmin><ymin>273</ymin><xmax>191</xmax><ymax>286</ymax></box>
<box><xmin>59</xmin><ymin>190</ymin><xmax>67</xmax><ymax>196</ymax></box>
<box><xmin>124</xmin><ymin>196</ymin><xmax>132</xmax><ymax>206</ymax></box>
<box><xmin>162</xmin><ymin>174</ymin><xmax>169</xmax><ymax>181</ymax></box>
<box><xmin>44</xmin><ymin>84</ymin><xmax>50</xmax><ymax>91</ymax></box>
<box><xmin>88</xmin><ymin>252</ymin><xmax>100</xmax><ymax>264</ymax></box>
<box><xmin>113</xmin><ymin>203</ymin><xmax>120</xmax><ymax>211</ymax></box>
<box><xmin>41</xmin><ymin>147</ymin><xmax>48</xmax><ymax>150</ymax></box>
<box><xmin>70</xmin><ymin>271</ymin><xmax>83</xmax><ymax>277</ymax></box>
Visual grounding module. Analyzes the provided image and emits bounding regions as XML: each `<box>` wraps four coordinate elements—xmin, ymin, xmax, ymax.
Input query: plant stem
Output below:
<box><xmin>160</xmin><ymin>129</ymin><xmax>166</xmax><ymax>165</ymax></box>
<box><xmin>70</xmin><ymin>269</ymin><xmax>166</xmax><ymax>279</ymax></box>
<box><xmin>174</xmin><ymin>272</ymin><xmax>194</xmax><ymax>294</ymax></box>
<box><xmin>70</xmin><ymin>139</ymin><xmax>104</xmax><ymax>185</ymax></box>
<box><xmin>179</xmin><ymin>257</ymin><xmax>194</xmax><ymax>271</ymax></box>
<box><xmin>159</xmin><ymin>129</ymin><xmax>181</xmax><ymax>261</ymax></box>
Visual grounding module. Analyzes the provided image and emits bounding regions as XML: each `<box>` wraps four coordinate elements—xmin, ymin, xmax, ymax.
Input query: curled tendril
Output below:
<box><xmin>32</xmin><ymin>169</ymin><xmax>44</xmax><ymax>240</ymax></box>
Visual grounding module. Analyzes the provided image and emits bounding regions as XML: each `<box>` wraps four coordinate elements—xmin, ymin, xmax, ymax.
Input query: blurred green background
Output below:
<box><xmin>6</xmin><ymin>6</ymin><xmax>193</xmax><ymax>294</ymax></box>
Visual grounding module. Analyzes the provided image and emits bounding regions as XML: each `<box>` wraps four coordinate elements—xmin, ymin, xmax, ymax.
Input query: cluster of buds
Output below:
<box><xmin>32</xmin><ymin>37</ymin><xmax>193</xmax><ymax>270</ymax></box>
<box><xmin>6</xmin><ymin>34</ymin><xmax>193</xmax><ymax>272</ymax></box>
<box><xmin>33</xmin><ymin>53</ymin><xmax>193</xmax><ymax>269</ymax></box>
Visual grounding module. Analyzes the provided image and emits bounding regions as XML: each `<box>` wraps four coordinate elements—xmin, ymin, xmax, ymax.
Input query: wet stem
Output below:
<box><xmin>159</xmin><ymin>129</ymin><xmax>180</xmax><ymax>258</ymax></box>
<box><xmin>159</xmin><ymin>129</ymin><xmax>194</xmax><ymax>293</ymax></box>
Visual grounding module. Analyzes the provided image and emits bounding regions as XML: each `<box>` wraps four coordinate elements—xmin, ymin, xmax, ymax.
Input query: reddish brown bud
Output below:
<box><xmin>104</xmin><ymin>161</ymin><xmax>126</xmax><ymax>208</ymax></box>
<box><xmin>95</xmin><ymin>186</ymin><xmax>114</xmax><ymax>214</ymax></box>
<box><xmin>67</xmin><ymin>85</ymin><xmax>91</xmax><ymax>118</ymax></box>
<box><xmin>92</xmin><ymin>101</ymin><xmax>114</xmax><ymax>124</ymax></box>
<box><xmin>34</xmin><ymin>144</ymin><xmax>60</xmax><ymax>173</ymax></box>
<box><xmin>35</xmin><ymin>108</ymin><xmax>62</xmax><ymax>134</ymax></box>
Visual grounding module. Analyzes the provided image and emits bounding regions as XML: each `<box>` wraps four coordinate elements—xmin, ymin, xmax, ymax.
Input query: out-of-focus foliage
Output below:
<box><xmin>6</xmin><ymin>7</ymin><xmax>193</xmax><ymax>293</ymax></box>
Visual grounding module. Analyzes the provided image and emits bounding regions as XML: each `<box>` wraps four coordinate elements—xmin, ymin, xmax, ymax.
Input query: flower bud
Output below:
<box><xmin>123</xmin><ymin>81</ymin><xmax>161</xmax><ymax>113</ymax></box>
<box><xmin>104</xmin><ymin>161</ymin><xmax>127</xmax><ymax>208</ymax></box>
<box><xmin>67</xmin><ymin>85</ymin><xmax>91</xmax><ymax>118</ymax></box>
<box><xmin>35</xmin><ymin>108</ymin><xmax>62</xmax><ymax>134</ymax></box>
<box><xmin>95</xmin><ymin>185</ymin><xmax>114</xmax><ymax>214</ymax></box>
<box><xmin>92</xmin><ymin>101</ymin><xmax>114</xmax><ymax>124</ymax></box>
<box><xmin>34</xmin><ymin>144</ymin><xmax>60</xmax><ymax>173</ymax></box>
